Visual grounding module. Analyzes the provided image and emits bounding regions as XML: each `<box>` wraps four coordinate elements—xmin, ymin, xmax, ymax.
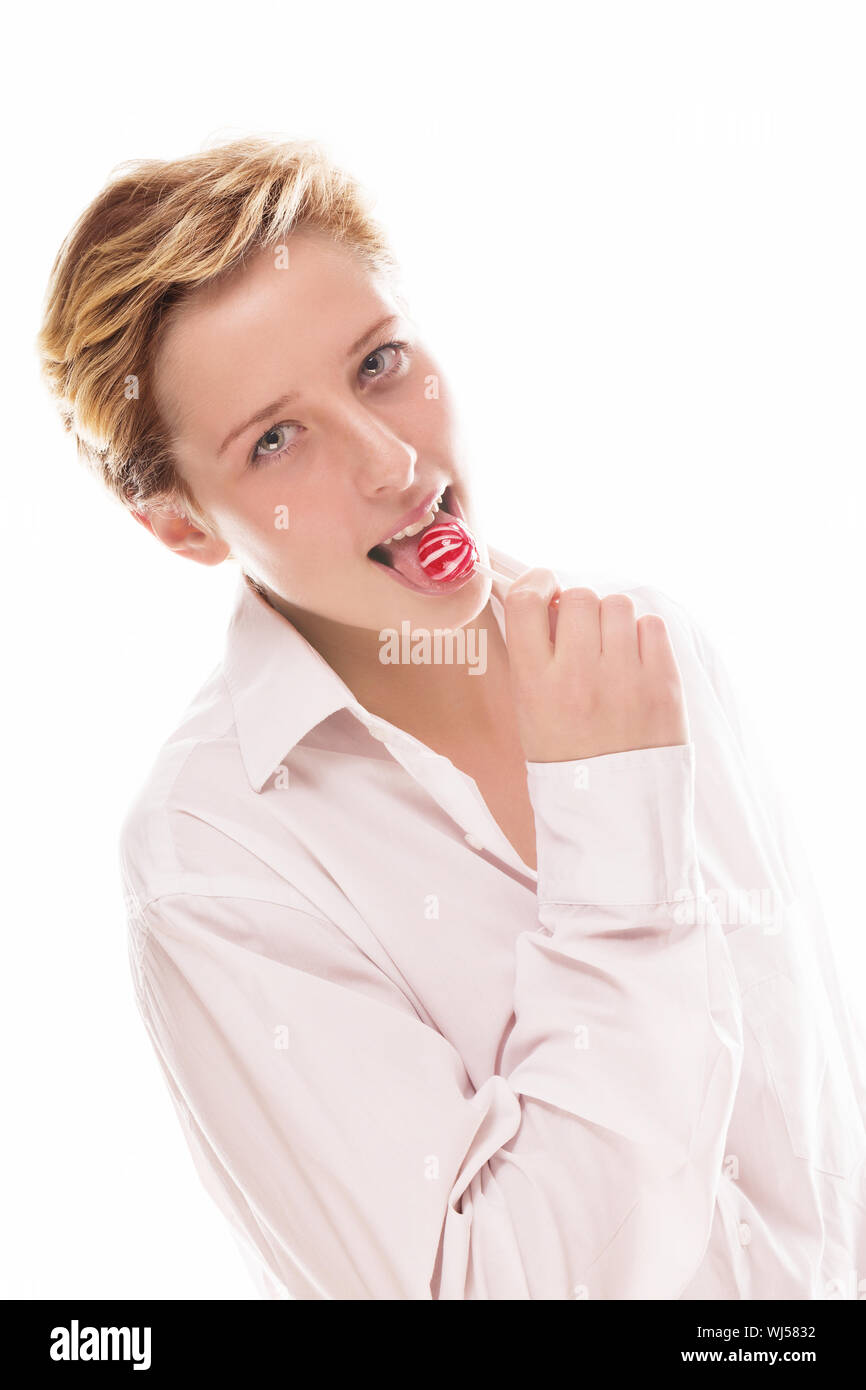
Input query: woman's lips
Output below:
<box><xmin>371</xmin><ymin>556</ymin><xmax>478</xmax><ymax>595</ymax></box>
<box><xmin>367</xmin><ymin>486</ymin><xmax>478</xmax><ymax>594</ymax></box>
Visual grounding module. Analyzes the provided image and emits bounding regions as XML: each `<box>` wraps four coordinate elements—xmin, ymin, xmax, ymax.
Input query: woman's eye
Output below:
<box><xmin>251</xmin><ymin>422</ymin><xmax>300</xmax><ymax>465</ymax></box>
<box><xmin>360</xmin><ymin>341</ymin><xmax>411</xmax><ymax>380</ymax></box>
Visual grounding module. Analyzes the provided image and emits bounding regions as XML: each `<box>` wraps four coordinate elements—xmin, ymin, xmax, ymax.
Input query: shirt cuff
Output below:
<box><xmin>525</xmin><ymin>742</ymin><xmax>700</xmax><ymax>906</ymax></box>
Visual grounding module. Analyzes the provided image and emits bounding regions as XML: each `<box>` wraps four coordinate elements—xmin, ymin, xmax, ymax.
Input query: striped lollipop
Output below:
<box><xmin>417</xmin><ymin>519</ymin><xmax>479</xmax><ymax>583</ymax></box>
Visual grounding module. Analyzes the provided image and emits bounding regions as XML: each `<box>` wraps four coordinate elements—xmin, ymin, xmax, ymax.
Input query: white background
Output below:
<box><xmin>2</xmin><ymin>0</ymin><xmax>864</xmax><ymax>1298</ymax></box>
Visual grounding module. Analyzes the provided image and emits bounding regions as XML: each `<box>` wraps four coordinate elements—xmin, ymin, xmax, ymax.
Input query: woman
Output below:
<box><xmin>38</xmin><ymin>136</ymin><xmax>866</xmax><ymax>1300</ymax></box>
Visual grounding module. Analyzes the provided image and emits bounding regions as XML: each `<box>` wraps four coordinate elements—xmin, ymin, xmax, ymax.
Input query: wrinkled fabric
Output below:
<box><xmin>119</xmin><ymin>546</ymin><xmax>866</xmax><ymax>1299</ymax></box>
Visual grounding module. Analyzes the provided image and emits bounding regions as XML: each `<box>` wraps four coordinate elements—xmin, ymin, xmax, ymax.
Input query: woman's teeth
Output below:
<box><xmin>380</xmin><ymin>490</ymin><xmax>445</xmax><ymax>544</ymax></box>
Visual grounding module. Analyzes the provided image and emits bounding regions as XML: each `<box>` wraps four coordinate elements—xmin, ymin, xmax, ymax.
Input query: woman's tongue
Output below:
<box><xmin>376</xmin><ymin>503</ymin><xmax>456</xmax><ymax>593</ymax></box>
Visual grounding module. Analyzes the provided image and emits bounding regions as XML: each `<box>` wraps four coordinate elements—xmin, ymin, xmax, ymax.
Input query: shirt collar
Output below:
<box><xmin>222</xmin><ymin>544</ymin><xmax>529</xmax><ymax>793</ymax></box>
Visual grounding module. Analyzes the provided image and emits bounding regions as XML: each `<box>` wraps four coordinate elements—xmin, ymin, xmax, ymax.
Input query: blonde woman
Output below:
<box><xmin>39</xmin><ymin>137</ymin><xmax>866</xmax><ymax>1300</ymax></box>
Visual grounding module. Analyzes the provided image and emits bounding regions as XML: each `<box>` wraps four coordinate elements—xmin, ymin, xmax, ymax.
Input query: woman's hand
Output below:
<box><xmin>503</xmin><ymin>569</ymin><xmax>689</xmax><ymax>763</ymax></box>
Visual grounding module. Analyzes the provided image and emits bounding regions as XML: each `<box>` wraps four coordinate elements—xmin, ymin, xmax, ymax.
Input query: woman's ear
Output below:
<box><xmin>130</xmin><ymin>503</ymin><xmax>231</xmax><ymax>566</ymax></box>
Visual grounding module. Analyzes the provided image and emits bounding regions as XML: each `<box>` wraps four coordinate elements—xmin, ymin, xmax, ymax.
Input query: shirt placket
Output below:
<box><xmin>360</xmin><ymin>715</ymin><xmax>538</xmax><ymax>883</ymax></box>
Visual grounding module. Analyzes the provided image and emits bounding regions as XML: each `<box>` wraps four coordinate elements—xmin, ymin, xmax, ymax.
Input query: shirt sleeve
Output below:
<box><xmin>126</xmin><ymin>740</ymin><xmax>744</xmax><ymax>1300</ymax></box>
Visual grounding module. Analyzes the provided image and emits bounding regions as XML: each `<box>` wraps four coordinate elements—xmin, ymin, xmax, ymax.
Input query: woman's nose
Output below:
<box><xmin>353</xmin><ymin>433</ymin><xmax>418</xmax><ymax>496</ymax></box>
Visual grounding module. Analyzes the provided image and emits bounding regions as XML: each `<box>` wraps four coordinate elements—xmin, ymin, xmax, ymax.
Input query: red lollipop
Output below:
<box><xmin>416</xmin><ymin>515</ymin><xmax>519</xmax><ymax>591</ymax></box>
<box><xmin>417</xmin><ymin>519</ymin><xmax>479</xmax><ymax>583</ymax></box>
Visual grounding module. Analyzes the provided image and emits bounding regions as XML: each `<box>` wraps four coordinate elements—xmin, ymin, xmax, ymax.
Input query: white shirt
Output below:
<box><xmin>118</xmin><ymin>545</ymin><xmax>866</xmax><ymax>1299</ymax></box>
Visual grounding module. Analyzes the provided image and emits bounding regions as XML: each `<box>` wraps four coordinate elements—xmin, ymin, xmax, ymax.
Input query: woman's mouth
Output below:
<box><xmin>366</xmin><ymin>485</ymin><xmax>476</xmax><ymax>594</ymax></box>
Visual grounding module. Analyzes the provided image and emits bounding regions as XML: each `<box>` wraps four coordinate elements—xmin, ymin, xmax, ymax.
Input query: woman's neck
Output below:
<box><xmin>262</xmin><ymin>588</ymin><xmax>511</xmax><ymax>744</ymax></box>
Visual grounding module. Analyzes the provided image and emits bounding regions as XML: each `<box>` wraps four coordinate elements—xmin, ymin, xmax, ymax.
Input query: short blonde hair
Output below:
<box><xmin>37</xmin><ymin>136</ymin><xmax>401</xmax><ymax>534</ymax></box>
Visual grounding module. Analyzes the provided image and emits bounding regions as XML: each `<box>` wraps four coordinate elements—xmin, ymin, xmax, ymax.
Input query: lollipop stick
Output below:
<box><xmin>474</xmin><ymin>559</ymin><xmax>515</xmax><ymax>587</ymax></box>
<box><xmin>476</xmin><ymin>558</ymin><xmax>561</xmax><ymax>621</ymax></box>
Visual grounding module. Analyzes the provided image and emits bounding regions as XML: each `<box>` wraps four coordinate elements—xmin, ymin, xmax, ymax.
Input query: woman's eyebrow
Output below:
<box><xmin>218</xmin><ymin>392</ymin><xmax>299</xmax><ymax>459</ymax></box>
<box><xmin>217</xmin><ymin>313</ymin><xmax>402</xmax><ymax>459</ymax></box>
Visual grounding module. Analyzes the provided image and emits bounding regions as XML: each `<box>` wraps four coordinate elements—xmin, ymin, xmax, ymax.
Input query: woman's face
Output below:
<box><xmin>151</xmin><ymin>230</ymin><xmax>490</xmax><ymax>633</ymax></box>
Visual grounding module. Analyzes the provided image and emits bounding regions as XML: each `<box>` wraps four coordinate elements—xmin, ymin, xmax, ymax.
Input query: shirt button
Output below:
<box><xmin>738</xmin><ymin>1221</ymin><xmax>751</xmax><ymax>1247</ymax></box>
<box><xmin>464</xmin><ymin>833</ymin><xmax>485</xmax><ymax>851</ymax></box>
